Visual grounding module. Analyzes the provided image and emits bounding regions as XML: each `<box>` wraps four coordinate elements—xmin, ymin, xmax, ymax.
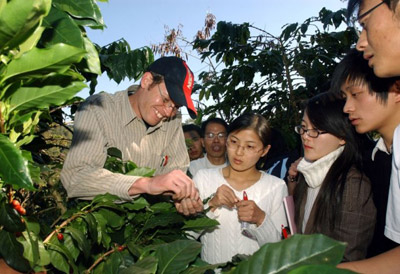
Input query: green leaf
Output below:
<box><xmin>182</xmin><ymin>217</ymin><xmax>219</xmax><ymax>231</ymax></box>
<box><xmin>8</xmin><ymin>82</ymin><xmax>86</xmax><ymax>112</ymax></box>
<box><xmin>233</xmin><ymin>234</ymin><xmax>346</xmax><ymax>273</ymax></box>
<box><xmin>126</xmin><ymin>166</ymin><xmax>156</xmax><ymax>177</ymax></box>
<box><xmin>0</xmin><ymin>230</ymin><xmax>31</xmax><ymax>272</ymax></box>
<box><xmin>120</xmin><ymin>256</ymin><xmax>158</xmax><ymax>274</ymax></box>
<box><xmin>0</xmin><ymin>202</ymin><xmax>25</xmax><ymax>232</ymax></box>
<box><xmin>143</xmin><ymin>213</ymin><xmax>184</xmax><ymax>230</ymax></box>
<box><xmin>92</xmin><ymin>193</ymin><xmax>120</xmax><ymax>205</ymax></box>
<box><xmin>98</xmin><ymin>208</ymin><xmax>125</xmax><ymax>228</ymax></box>
<box><xmin>82</xmin><ymin>36</ymin><xmax>101</xmax><ymax>74</ymax></box>
<box><xmin>155</xmin><ymin>240</ymin><xmax>201</xmax><ymax>274</ymax></box>
<box><xmin>52</xmin><ymin>0</ymin><xmax>104</xmax><ymax>26</ymax></box>
<box><xmin>92</xmin><ymin>211</ymin><xmax>111</xmax><ymax>247</ymax></box>
<box><xmin>47</xmin><ymin>237</ymin><xmax>78</xmax><ymax>273</ymax></box>
<box><xmin>84</xmin><ymin>213</ymin><xmax>98</xmax><ymax>243</ymax></box>
<box><xmin>103</xmin><ymin>251</ymin><xmax>122</xmax><ymax>273</ymax></box>
<box><xmin>0</xmin><ymin>0</ymin><xmax>51</xmax><ymax>51</ymax></box>
<box><xmin>288</xmin><ymin>264</ymin><xmax>356</xmax><ymax>274</ymax></box>
<box><xmin>123</xmin><ymin>197</ymin><xmax>149</xmax><ymax>211</ymax></box>
<box><xmin>2</xmin><ymin>43</ymin><xmax>86</xmax><ymax>83</ymax></box>
<box><xmin>47</xmin><ymin>245</ymin><xmax>70</xmax><ymax>273</ymax></box>
<box><xmin>41</xmin><ymin>6</ymin><xmax>84</xmax><ymax>48</ymax></box>
<box><xmin>62</xmin><ymin>233</ymin><xmax>80</xmax><ymax>261</ymax></box>
<box><xmin>65</xmin><ymin>226</ymin><xmax>91</xmax><ymax>259</ymax></box>
<box><xmin>0</xmin><ymin>134</ymin><xmax>35</xmax><ymax>190</ymax></box>
<box><xmin>17</xmin><ymin>230</ymin><xmax>40</xmax><ymax>267</ymax></box>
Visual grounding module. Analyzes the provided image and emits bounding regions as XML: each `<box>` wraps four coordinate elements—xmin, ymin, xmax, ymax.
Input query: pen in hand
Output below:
<box><xmin>241</xmin><ymin>191</ymin><xmax>249</xmax><ymax>230</ymax></box>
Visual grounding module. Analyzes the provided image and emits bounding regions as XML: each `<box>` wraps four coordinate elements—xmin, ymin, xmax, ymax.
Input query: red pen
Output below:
<box><xmin>281</xmin><ymin>224</ymin><xmax>288</xmax><ymax>239</ymax></box>
<box><xmin>241</xmin><ymin>191</ymin><xmax>249</xmax><ymax>231</ymax></box>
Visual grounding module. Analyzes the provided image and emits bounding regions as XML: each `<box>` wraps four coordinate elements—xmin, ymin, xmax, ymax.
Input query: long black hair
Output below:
<box><xmin>294</xmin><ymin>92</ymin><xmax>364</xmax><ymax>231</ymax></box>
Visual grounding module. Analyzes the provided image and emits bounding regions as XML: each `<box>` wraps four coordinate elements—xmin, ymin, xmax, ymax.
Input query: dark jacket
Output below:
<box><xmin>294</xmin><ymin>166</ymin><xmax>376</xmax><ymax>262</ymax></box>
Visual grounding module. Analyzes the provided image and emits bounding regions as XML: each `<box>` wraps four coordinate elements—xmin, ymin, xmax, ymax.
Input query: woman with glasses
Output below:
<box><xmin>190</xmin><ymin>112</ymin><xmax>288</xmax><ymax>264</ymax></box>
<box><xmin>289</xmin><ymin>92</ymin><xmax>376</xmax><ymax>262</ymax></box>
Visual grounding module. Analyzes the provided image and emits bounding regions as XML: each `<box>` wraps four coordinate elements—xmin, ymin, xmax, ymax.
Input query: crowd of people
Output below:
<box><xmin>60</xmin><ymin>0</ymin><xmax>400</xmax><ymax>271</ymax></box>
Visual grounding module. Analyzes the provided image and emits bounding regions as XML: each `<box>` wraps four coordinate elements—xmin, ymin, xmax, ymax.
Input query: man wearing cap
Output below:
<box><xmin>61</xmin><ymin>56</ymin><xmax>203</xmax><ymax>214</ymax></box>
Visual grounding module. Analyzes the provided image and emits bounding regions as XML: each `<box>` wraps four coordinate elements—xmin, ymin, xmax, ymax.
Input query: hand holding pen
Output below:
<box><xmin>237</xmin><ymin>191</ymin><xmax>266</xmax><ymax>227</ymax></box>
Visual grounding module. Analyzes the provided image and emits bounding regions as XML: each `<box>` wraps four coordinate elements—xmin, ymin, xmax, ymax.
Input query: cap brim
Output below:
<box><xmin>165</xmin><ymin>80</ymin><xmax>197</xmax><ymax>119</ymax></box>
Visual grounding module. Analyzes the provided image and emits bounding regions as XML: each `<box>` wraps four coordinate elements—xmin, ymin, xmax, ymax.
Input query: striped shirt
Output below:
<box><xmin>60</xmin><ymin>87</ymin><xmax>189</xmax><ymax>201</ymax></box>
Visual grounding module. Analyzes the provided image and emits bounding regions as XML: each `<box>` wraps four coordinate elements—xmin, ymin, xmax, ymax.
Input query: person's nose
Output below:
<box><xmin>235</xmin><ymin>145</ymin><xmax>245</xmax><ymax>155</ymax></box>
<box><xmin>343</xmin><ymin>98</ymin><xmax>354</xmax><ymax>114</ymax></box>
<box><xmin>356</xmin><ymin>31</ymin><xmax>368</xmax><ymax>52</ymax></box>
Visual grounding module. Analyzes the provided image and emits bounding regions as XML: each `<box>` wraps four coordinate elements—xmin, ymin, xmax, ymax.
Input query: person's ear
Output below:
<box><xmin>339</xmin><ymin>139</ymin><xmax>346</xmax><ymax>146</ymax></box>
<box><xmin>140</xmin><ymin>72</ymin><xmax>153</xmax><ymax>90</ymax></box>
<box><xmin>201</xmin><ymin>138</ymin><xmax>205</xmax><ymax>148</ymax></box>
<box><xmin>261</xmin><ymin>144</ymin><xmax>271</xmax><ymax>158</ymax></box>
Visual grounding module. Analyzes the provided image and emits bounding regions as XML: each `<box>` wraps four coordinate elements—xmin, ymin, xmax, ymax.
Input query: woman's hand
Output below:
<box><xmin>236</xmin><ymin>199</ymin><xmax>265</xmax><ymax>226</ymax></box>
<box><xmin>209</xmin><ymin>185</ymin><xmax>239</xmax><ymax>210</ymax></box>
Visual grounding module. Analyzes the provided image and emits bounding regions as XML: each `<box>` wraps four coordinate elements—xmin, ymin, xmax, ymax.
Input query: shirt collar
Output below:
<box><xmin>371</xmin><ymin>137</ymin><xmax>391</xmax><ymax>160</ymax></box>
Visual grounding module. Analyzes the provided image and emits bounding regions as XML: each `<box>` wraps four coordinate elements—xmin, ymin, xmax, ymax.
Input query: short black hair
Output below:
<box><xmin>182</xmin><ymin>124</ymin><xmax>201</xmax><ymax>136</ymax></box>
<box><xmin>330</xmin><ymin>48</ymin><xmax>400</xmax><ymax>104</ymax></box>
<box><xmin>200</xmin><ymin>117</ymin><xmax>228</xmax><ymax>137</ymax></box>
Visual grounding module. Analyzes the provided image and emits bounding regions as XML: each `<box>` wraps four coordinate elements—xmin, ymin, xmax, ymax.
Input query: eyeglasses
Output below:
<box><xmin>204</xmin><ymin>132</ymin><xmax>227</xmax><ymax>139</ymax></box>
<box><xmin>295</xmin><ymin>125</ymin><xmax>327</xmax><ymax>138</ymax></box>
<box><xmin>353</xmin><ymin>1</ymin><xmax>385</xmax><ymax>36</ymax></box>
<box><xmin>158</xmin><ymin>84</ymin><xmax>179</xmax><ymax>112</ymax></box>
<box><xmin>226</xmin><ymin>138</ymin><xmax>264</xmax><ymax>154</ymax></box>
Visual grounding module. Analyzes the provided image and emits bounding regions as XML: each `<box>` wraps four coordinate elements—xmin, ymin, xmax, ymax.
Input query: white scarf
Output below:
<box><xmin>297</xmin><ymin>146</ymin><xmax>344</xmax><ymax>189</ymax></box>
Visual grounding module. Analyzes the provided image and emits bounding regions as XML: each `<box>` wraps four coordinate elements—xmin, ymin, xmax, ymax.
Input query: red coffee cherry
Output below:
<box><xmin>57</xmin><ymin>233</ymin><xmax>64</xmax><ymax>241</ymax></box>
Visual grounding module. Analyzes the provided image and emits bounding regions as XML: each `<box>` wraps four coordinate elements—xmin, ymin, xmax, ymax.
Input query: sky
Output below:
<box><xmin>85</xmin><ymin>0</ymin><xmax>348</xmax><ymax>120</ymax></box>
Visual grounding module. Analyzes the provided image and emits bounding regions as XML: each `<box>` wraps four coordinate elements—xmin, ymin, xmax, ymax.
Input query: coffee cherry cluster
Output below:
<box><xmin>11</xmin><ymin>199</ymin><xmax>26</xmax><ymax>215</ymax></box>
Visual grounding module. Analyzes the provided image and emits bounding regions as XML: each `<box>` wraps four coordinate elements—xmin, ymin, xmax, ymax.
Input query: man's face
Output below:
<box><xmin>202</xmin><ymin>122</ymin><xmax>227</xmax><ymax>159</ymax></box>
<box><xmin>341</xmin><ymin>79</ymin><xmax>399</xmax><ymax>136</ymax></box>
<box><xmin>356</xmin><ymin>0</ymin><xmax>400</xmax><ymax>77</ymax></box>
<box><xmin>138</xmin><ymin>73</ymin><xmax>179</xmax><ymax>126</ymax></box>
<box><xmin>184</xmin><ymin>130</ymin><xmax>203</xmax><ymax>160</ymax></box>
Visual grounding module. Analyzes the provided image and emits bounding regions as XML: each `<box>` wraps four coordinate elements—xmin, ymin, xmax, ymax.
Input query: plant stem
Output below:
<box><xmin>43</xmin><ymin>212</ymin><xmax>83</xmax><ymax>244</ymax></box>
<box><xmin>86</xmin><ymin>248</ymin><xmax>115</xmax><ymax>273</ymax></box>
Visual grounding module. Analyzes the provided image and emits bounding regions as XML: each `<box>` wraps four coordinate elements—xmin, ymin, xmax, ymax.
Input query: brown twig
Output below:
<box><xmin>43</xmin><ymin>212</ymin><xmax>82</xmax><ymax>244</ymax></box>
<box><xmin>85</xmin><ymin>248</ymin><xmax>116</xmax><ymax>273</ymax></box>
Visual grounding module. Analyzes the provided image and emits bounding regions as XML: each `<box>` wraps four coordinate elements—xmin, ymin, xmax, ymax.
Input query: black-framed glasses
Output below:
<box><xmin>226</xmin><ymin>138</ymin><xmax>264</xmax><ymax>154</ymax></box>
<box><xmin>158</xmin><ymin>84</ymin><xmax>179</xmax><ymax>112</ymax></box>
<box><xmin>294</xmin><ymin>125</ymin><xmax>327</xmax><ymax>138</ymax></box>
<box><xmin>205</xmin><ymin>132</ymin><xmax>227</xmax><ymax>139</ymax></box>
<box><xmin>353</xmin><ymin>1</ymin><xmax>386</xmax><ymax>36</ymax></box>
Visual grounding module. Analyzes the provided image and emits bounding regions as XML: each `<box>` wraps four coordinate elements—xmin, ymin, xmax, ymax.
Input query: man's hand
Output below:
<box><xmin>209</xmin><ymin>185</ymin><xmax>239</xmax><ymax>210</ymax></box>
<box><xmin>175</xmin><ymin>197</ymin><xmax>204</xmax><ymax>216</ymax></box>
<box><xmin>128</xmin><ymin>170</ymin><xmax>199</xmax><ymax>200</ymax></box>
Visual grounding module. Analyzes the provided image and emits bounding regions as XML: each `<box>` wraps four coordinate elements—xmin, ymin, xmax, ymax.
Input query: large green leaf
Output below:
<box><xmin>233</xmin><ymin>234</ymin><xmax>346</xmax><ymax>274</ymax></box>
<box><xmin>182</xmin><ymin>217</ymin><xmax>219</xmax><ymax>231</ymax></box>
<box><xmin>0</xmin><ymin>0</ymin><xmax>51</xmax><ymax>52</ymax></box>
<box><xmin>0</xmin><ymin>230</ymin><xmax>31</xmax><ymax>272</ymax></box>
<box><xmin>120</xmin><ymin>256</ymin><xmax>158</xmax><ymax>274</ymax></box>
<box><xmin>0</xmin><ymin>134</ymin><xmax>34</xmax><ymax>190</ymax></box>
<box><xmin>8</xmin><ymin>81</ymin><xmax>86</xmax><ymax>112</ymax></box>
<box><xmin>52</xmin><ymin>0</ymin><xmax>104</xmax><ymax>25</ymax></box>
<box><xmin>41</xmin><ymin>6</ymin><xmax>84</xmax><ymax>48</ymax></box>
<box><xmin>155</xmin><ymin>240</ymin><xmax>201</xmax><ymax>274</ymax></box>
<box><xmin>2</xmin><ymin>43</ymin><xmax>86</xmax><ymax>83</ymax></box>
<box><xmin>288</xmin><ymin>264</ymin><xmax>356</xmax><ymax>274</ymax></box>
<box><xmin>65</xmin><ymin>226</ymin><xmax>91</xmax><ymax>259</ymax></box>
